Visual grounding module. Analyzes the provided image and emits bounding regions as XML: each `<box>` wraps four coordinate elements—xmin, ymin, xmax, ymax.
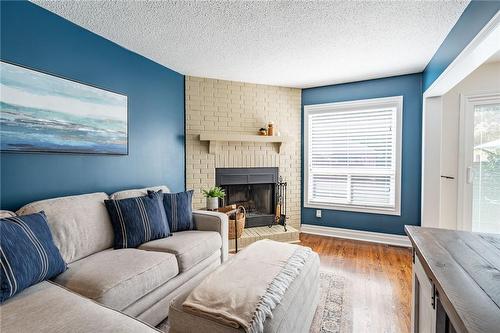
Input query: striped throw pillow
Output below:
<box><xmin>105</xmin><ymin>191</ymin><xmax>171</xmax><ymax>249</ymax></box>
<box><xmin>0</xmin><ymin>212</ymin><xmax>67</xmax><ymax>302</ymax></box>
<box><xmin>157</xmin><ymin>190</ymin><xmax>194</xmax><ymax>232</ymax></box>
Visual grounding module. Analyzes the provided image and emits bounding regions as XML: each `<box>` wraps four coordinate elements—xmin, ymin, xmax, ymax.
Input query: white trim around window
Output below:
<box><xmin>304</xmin><ymin>96</ymin><xmax>403</xmax><ymax>216</ymax></box>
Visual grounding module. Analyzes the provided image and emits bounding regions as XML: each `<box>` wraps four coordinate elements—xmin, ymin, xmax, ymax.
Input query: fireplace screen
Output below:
<box><xmin>223</xmin><ymin>184</ymin><xmax>275</xmax><ymax>228</ymax></box>
<box><xmin>216</xmin><ymin>167</ymin><xmax>278</xmax><ymax>228</ymax></box>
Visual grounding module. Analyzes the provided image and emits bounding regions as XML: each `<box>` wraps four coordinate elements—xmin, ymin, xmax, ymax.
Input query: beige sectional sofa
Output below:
<box><xmin>1</xmin><ymin>186</ymin><xmax>228</xmax><ymax>332</ymax></box>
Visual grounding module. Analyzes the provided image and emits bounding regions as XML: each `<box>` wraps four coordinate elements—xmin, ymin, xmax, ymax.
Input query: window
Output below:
<box><xmin>304</xmin><ymin>96</ymin><xmax>403</xmax><ymax>215</ymax></box>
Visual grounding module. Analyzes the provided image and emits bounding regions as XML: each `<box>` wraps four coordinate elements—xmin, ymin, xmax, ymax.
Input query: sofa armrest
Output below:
<box><xmin>192</xmin><ymin>210</ymin><xmax>228</xmax><ymax>263</ymax></box>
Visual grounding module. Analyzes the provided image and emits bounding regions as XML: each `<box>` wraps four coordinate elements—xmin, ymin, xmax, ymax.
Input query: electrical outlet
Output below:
<box><xmin>316</xmin><ymin>210</ymin><xmax>322</xmax><ymax>218</ymax></box>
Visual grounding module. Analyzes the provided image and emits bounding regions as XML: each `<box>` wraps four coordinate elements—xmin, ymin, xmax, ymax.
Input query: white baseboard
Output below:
<box><xmin>300</xmin><ymin>224</ymin><xmax>412</xmax><ymax>248</ymax></box>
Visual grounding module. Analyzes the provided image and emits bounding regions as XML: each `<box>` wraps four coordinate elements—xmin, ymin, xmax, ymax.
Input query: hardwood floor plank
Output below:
<box><xmin>300</xmin><ymin>233</ymin><xmax>412</xmax><ymax>333</ymax></box>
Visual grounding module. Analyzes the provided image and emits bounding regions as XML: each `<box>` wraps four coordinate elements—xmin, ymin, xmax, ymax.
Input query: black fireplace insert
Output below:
<box><xmin>216</xmin><ymin>167</ymin><xmax>278</xmax><ymax>228</ymax></box>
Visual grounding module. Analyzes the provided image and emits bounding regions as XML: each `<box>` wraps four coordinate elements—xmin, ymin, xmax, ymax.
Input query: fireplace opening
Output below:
<box><xmin>216</xmin><ymin>167</ymin><xmax>278</xmax><ymax>228</ymax></box>
<box><xmin>223</xmin><ymin>183</ymin><xmax>274</xmax><ymax>226</ymax></box>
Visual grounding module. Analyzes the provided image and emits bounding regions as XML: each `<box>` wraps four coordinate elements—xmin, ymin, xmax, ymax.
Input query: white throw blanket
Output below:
<box><xmin>182</xmin><ymin>239</ymin><xmax>313</xmax><ymax>333</ymax></box>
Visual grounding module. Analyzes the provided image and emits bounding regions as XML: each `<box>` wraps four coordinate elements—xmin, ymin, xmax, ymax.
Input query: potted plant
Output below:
<box><xmin>202</xmin><ymin>186</ymin><xmax>225</xmax><ymax>211</ymax></box>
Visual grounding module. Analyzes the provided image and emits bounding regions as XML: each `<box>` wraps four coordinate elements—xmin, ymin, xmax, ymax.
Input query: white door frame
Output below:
<box><xmin>421</xmin><ymin>12</ymin><xmax>500</xmax><ymax>228</ymax></box>
<box><xmin>457</xmin><ymin>92</ymin><xmax>500</xmax><ymax>231</ymax></box>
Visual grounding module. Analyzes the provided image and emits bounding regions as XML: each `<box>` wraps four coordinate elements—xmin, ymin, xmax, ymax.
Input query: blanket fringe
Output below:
<box><xmin>247</xmin><ymin>246</ymin><xmax>313</xmax><ymax>333</ymax></box>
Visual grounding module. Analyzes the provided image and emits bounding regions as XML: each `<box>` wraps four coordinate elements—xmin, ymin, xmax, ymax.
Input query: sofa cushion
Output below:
<box><xmin>0</xmin><ymin>281</ymin><xmax>159</xmax><ymax>333</ymax></box>
<box><xmin>105</xmin><ymin>192</ymin><xmax>171</xmax><ymax>249</ymax></box>
<box><xmin>0</xmin><ymin>212</ymin><xmax>66</xmax><ymax>302</ymax></box>
<box><xmin>152</xmin><ymin>190</ymin><xmax>194</xmax><ymax>232</ymax></box>
<box><xmin>16</xmin><ymin>192</ymin><xmax>113</xmax><ymax>264</ymax></box>
<box><xmin>162</xmin><ymin>190</ymin><xmax>194</xmax><ymax>232</ymax></box>
<box><xmin>110</xmin><ymin>185</ymin><xmax>170</xmax><ymax>200</ymax></box>
<box><xmin>54</xmin><ymin>248</ymin><xmax>178</xmax><ymax>310</ymax></box>
<box><xmin>139</xmin><ymin>231</ymin><xmax>222</xmax><ymax>272</ymax></box>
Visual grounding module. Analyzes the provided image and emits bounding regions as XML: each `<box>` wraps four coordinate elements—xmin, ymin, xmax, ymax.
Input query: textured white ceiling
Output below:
<box><xmin>32</xmin><ymin>1</ymin><xmax>469</xmax><ymax>88</ymax></box>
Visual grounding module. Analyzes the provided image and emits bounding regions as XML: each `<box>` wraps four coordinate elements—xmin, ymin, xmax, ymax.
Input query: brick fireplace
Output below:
<box><xmin>185</xmin><ymin>76</ymin><xmax>301</xmax><ymax>246</ymax></box>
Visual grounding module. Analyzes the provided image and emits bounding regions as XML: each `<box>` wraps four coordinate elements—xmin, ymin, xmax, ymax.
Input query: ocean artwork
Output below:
<box><xmin>0</xmin><ymin>61</ymin><xmax>128</xmax><ymax>154</ymax></box>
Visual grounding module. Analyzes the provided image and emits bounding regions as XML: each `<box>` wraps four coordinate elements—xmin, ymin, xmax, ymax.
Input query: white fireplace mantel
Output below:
<box><xmin>199</xmin><ymin>133</ymin><xmax>288</xmax><ymax>154</ymax></box>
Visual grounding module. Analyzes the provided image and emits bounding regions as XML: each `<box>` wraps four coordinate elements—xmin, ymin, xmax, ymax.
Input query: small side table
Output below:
<box><xmin>233</xmin><ymin>217</ymin><xmax>239</xmax><ymax>253</ymax></box>
<box><xmin>202</xmin><ymin>207</ymin><xmax>240</xmax><ymax>253</ymax></box>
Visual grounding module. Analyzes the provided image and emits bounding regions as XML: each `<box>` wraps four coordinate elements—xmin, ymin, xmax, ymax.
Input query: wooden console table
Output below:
<box><xmin>405</xmin><ymin>226</ymin><xmax>500</xmax><ymax>333</ymax></box>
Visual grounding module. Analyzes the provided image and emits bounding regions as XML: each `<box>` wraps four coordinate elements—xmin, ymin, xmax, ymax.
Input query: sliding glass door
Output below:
<box><xmin>460</xmin><ymin>93</ymin><xmax>500</xmax><ymax>234</ymax></box>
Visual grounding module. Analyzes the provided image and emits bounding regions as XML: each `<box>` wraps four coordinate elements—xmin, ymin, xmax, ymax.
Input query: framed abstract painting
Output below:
<box><xmin>0</xmin><ymin>61</ymin><xmax>128</xmax><ymax>155</ymax></box>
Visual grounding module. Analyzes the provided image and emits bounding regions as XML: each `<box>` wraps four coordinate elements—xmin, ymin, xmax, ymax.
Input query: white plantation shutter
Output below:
<box><xmin>305</xmin><ymin>96</ymin><xmax>402</xmax><ymax>215</ymax></box>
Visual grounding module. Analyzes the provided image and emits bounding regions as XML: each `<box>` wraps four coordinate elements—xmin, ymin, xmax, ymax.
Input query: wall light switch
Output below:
<box><xmin>316</xmin><ymin>210</ymin><xmax>322</xmax><ymax>218</ymax></box>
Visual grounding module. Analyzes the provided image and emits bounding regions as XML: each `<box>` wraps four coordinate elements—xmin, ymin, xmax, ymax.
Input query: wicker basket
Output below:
<box><xmin>218</xmin><ymin>205</ymin><xmax>246</xmax><ymax>240</ymax></box>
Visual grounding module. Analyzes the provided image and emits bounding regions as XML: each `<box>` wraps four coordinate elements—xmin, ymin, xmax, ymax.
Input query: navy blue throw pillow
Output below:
<box><xmin>0</xmin><ymin>212</ymin><xmax>67</xmax><ymax>303</ymax></box>
<box><xmin>150</xmin><ymin>190</ymin><xmax>194</xmax><ymax>232</ymax></box>
<box><xmin>105</xmin><ymin>191</ymin><xmax>171</xmax><ymax>249</ymax></box>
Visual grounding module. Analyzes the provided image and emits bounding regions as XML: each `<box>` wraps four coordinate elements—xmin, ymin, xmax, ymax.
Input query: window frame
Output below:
<box><xmin>304</xmin><ymin>96</ymin><xmax>403</xmax><ymax>216</ymax></box>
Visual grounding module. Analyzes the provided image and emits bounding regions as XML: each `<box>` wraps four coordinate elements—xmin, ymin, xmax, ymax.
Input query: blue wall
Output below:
<box><xmin>423</xmin><ymin>1</ymin><xmax>500</xmax><ymax>91</ymax></box>
<box><xmin>0</xmin><ymin>1</ymin><xmax>185</xmax><ymax>211</ymax></box>
<box><xmin>302</xmin><ymin>74</ymin><xmax>422</xmax><ymax>235</ymax></box>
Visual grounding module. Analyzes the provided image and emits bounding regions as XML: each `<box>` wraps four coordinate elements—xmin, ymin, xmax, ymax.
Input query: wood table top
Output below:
<box><xmin>405</xmin><ymin>226</ymin><xmax>500</xmax><ymax>333</ymax></box>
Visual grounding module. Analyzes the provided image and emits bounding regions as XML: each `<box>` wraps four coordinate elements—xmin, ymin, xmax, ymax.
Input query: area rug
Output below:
<box><xmin>309</xmin><ymin>271</ymin><xmax>352</xmax><ymax>333</ymax></box>
<box><xmin>157</xmin><ymin>271</ymin><xmax>351</xmax><ymax>333</ymax></box>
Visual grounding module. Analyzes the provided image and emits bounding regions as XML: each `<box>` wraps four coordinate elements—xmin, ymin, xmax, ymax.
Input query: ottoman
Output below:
<box><xmin>169</xmin><ymin>241</ymin><xmax>320</xmax><ymax>333</ymax></box>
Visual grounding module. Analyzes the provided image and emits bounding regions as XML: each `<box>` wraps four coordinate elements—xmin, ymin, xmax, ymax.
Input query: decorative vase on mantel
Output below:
<box><xmin>207</xmin><ymin>197</ymin><xmax>219</xmax><ymax>211</ymax></box>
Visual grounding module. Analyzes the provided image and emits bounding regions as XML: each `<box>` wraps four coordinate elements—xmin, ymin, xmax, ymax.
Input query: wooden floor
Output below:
<box><xmin>300</xmin><ymin>233</ymin><xmax>413</xmax><ymax>333</ymax></box>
